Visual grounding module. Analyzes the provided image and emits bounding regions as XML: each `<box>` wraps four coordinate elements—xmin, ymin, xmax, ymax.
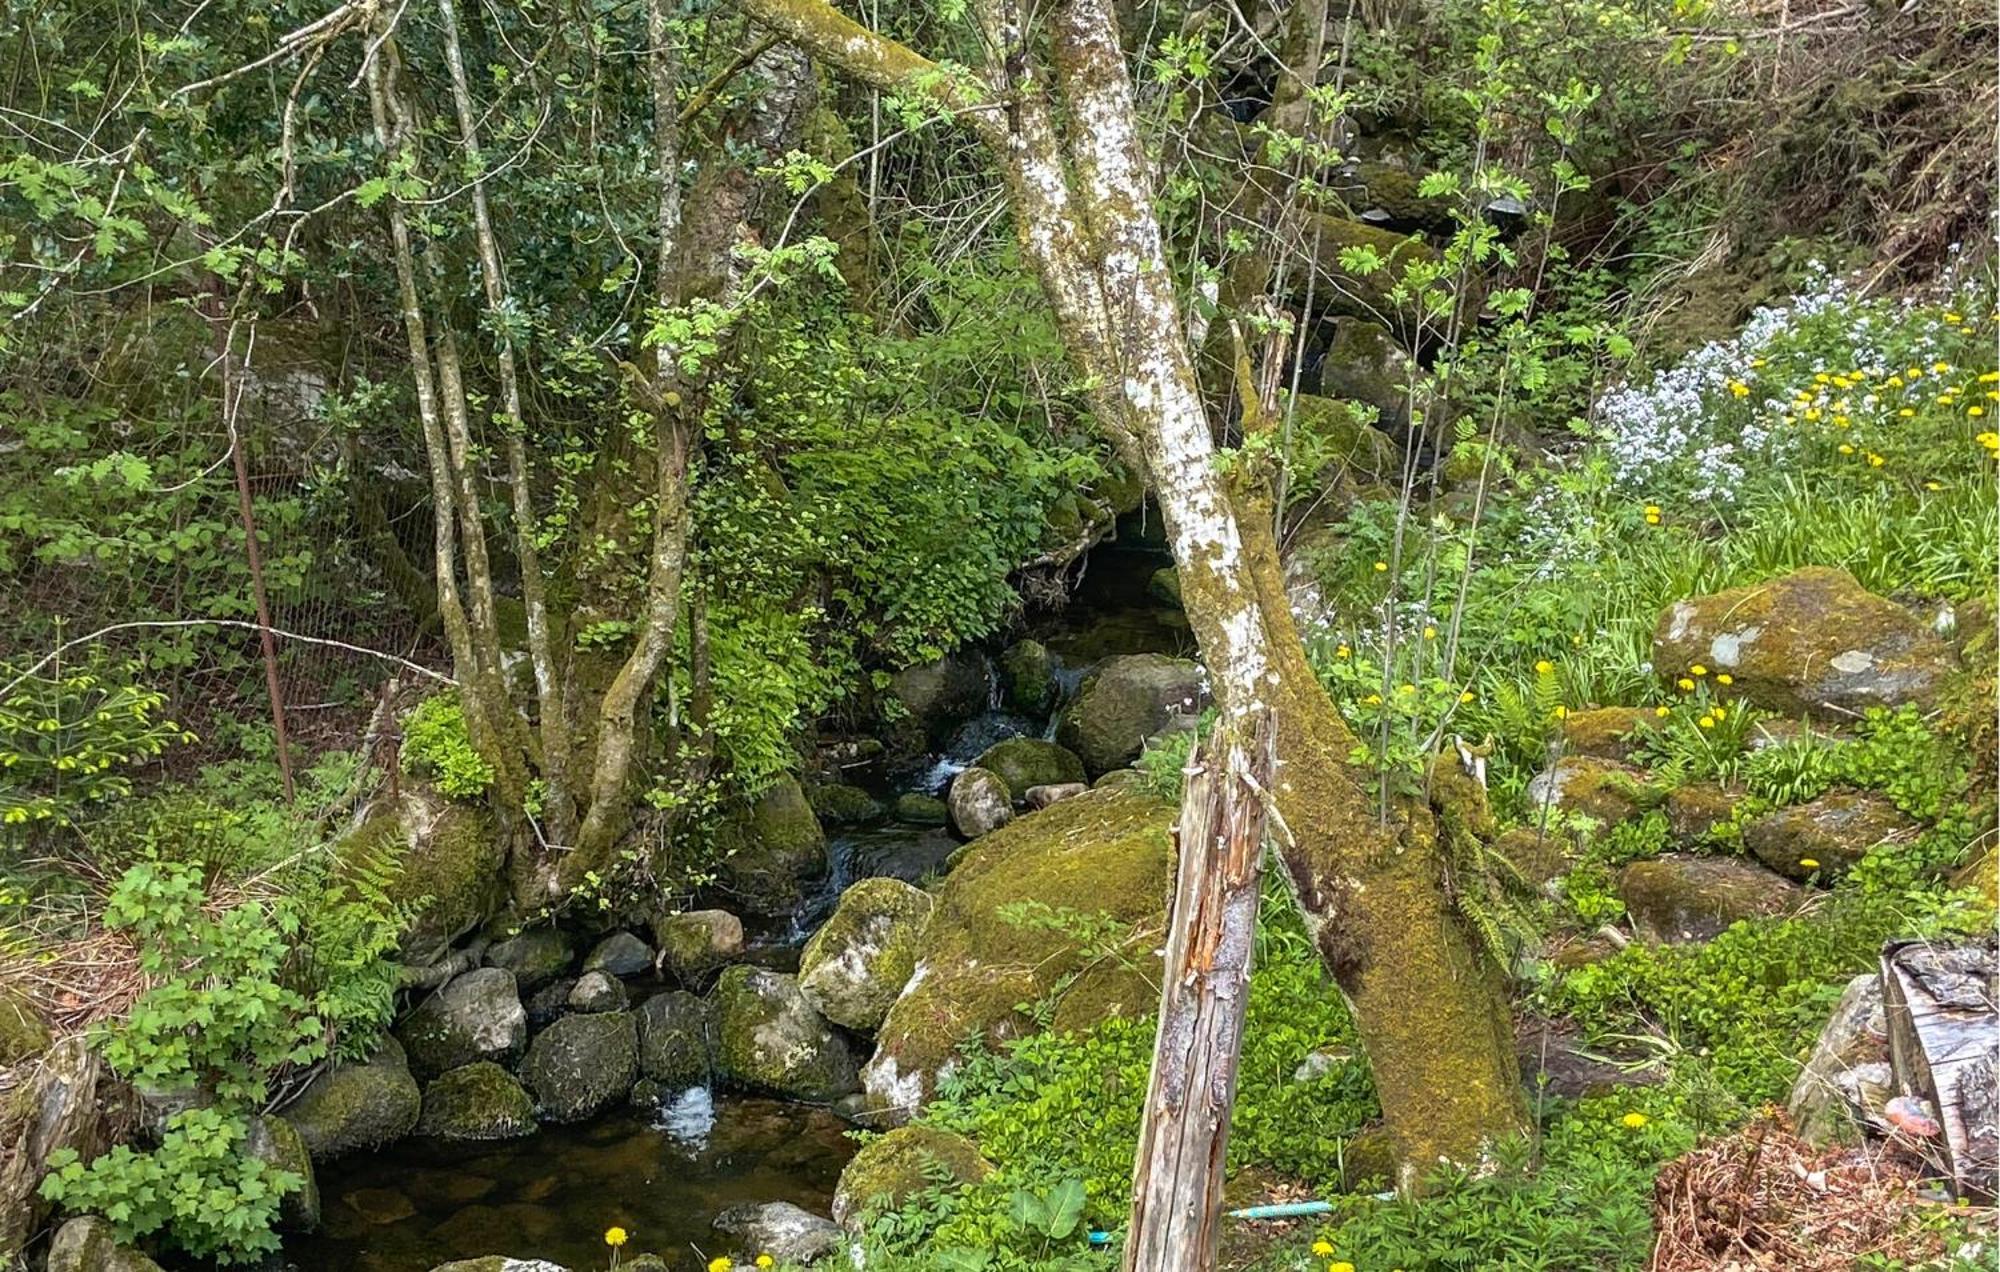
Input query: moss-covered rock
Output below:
<box><xmin>1314</xmin><ymin>317</ymin><xmax>1415</xmax><ymax>437</ymax></box>
<box><xmin>831</xmin><ymin>1125</ymin><xmax>992</xmax><ymax>1228</ymax></box>
<box><xmin>45</xmin><ymin>1216</ymin><xmax>164</xmax><ymax>1272</ymax></box>
<box><xmin>650</xmin><ymin>909</ymin><xmax>744</xmax><ymax>984</ymax></box>
<box><xmin>808</xmin><ymin>782</ymin><xmax>886</xmax><ymax>826</ymax></box>
<box><xmin>799</xmin><ymin>878</ymin><xmax>933</xmax><ymax>1031</ymax></box>
<box><xmin>712</xmin><ymin>967</ymin><xmax>860</xmax><ymax>1102</ymax></box>
<box><xmin>337</xmin><ymin>790</ymin><xmax>505</xmax><ymax>964</ymax></box>
<box><xmin>1147</xmin><ymin>566</ymin><xmax>1183</xmax><ymax>608</ymax></box>
<box><xmin>519</xmin><ymin>1011</ymin><xmax>638</xmax><ymax>1123</ymax></box>
<box><xmin>1525</xmin><ymin>756</ymin><xmax>1658</xmax><ymax>827</ymax></box>
<box><xmin>997</xmin><ymin>640</ymin><xmax>1057</xmax><ymax>718</ymax></box>
<box><xmin>1560</xmin><ymin>707</ymin><xmax>1653</xmax><ymax>763</ymax></box>
<box><xmin>0</xmin><ymin>986</ymin><xmax>52</xmax><ymax>1065</ymax></box>
<box><xmin>1282</xmin><ymin>392</ymin><xmax>1401</xmax><ymax>488</ymax></box>
<box><xmin>947</xmin><ymin>767</ymin><xmax>1013</xmax><ymax>839</ymax></box>
<box><xmin>483</xmin><ymin>927</ymin><xmax>574</xmax><ymax>993</ymax></box>
<box><xmin>971</xmin><ymin>738</ymin><xmax>1086</xmax><ymax>800</ymax></box>
<box><xmin>863</xmin><ymin>786</ymin><xmax>1174</xmax><ymax>1116</ymax></box>
<box><xmin>1055</xmin><ymin>654</ymin><xmax>1206</xmax><ymax>777</ymax></box>
<box><xmin>1288</xmin><ymin>215</ymin><xmax>1443</xmax><ymax>330</ymax></box>
<box><xmin>1653</xmin><ymin>567</ymin><xmax>1959</xmax><ymax>718</ymax></box>
<box><xmin>1663</xmin><ymin>783</ymin><xmax>1739</xmax><ymax>845</ymax></box>
<box><xmin>416</xmin><ymin>1062</ymin><xmax>537</xmax><ymax>1141</ymax></box>
<box><xmin>637</xmin><ymin>990</ymin><xmax>713</xmax><ymax>1087</ymax></box>
<box><xmin>1329</xmin><ymin>159</ymin><xmax>1459</xmax><ymax>233</ymax></box>
<box><xmin>245</xmin><ymin>1113</ymin><xmax>318</xmax><ymax>1230</ymax></box>
<box><xmin>1744</xmin><ymin>791</ymin><xmax>1916</xmax><ymax>882</ymax></box>
<box><xmin>283</xmin><ymin>1038</ymin><xmax>421</xmax><ymax>1160</ymax></box>
<box><xmin>1492</xmin><ymin>826</ymin><xmax>1577</xmax><ymax>888</ymax></box>
<box><xmin>712</xmin><ymin>775</ymin><xmax>829</xmax><ymax>917</ymax></box>
<box><xmin>883</xmin><ymin>650</ymin><xmax>991</xmax><ymax>751</ymax></box>
<box><xmin>1617</xmin><ymin>855</ymin><xmax>1802</xmax><ymax>944</ymax></box>
<box><xmin>892</xmin><ymin>793</ymin><xmax>949</xmax><ymax>826</ymax></box>
<box><xmin>396</xmin><ymin>968</ymin><xmax>527</xmax><ymax>1079</ymax></box>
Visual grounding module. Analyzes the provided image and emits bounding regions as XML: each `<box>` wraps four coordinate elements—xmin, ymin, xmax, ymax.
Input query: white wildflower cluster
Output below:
<box><xmin>1596</xmin><ymin>267</ymin><xmax>1856</xmax><ymax>504</ymax></box>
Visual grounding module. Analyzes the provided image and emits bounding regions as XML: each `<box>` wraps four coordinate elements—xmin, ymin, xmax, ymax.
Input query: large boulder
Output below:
<box><xmin>831</xmin><ymin>1125</ymin><xmax>992</xmax><ymax>1229</ymax></box>
<box><xmin>862</xmin><ymin>786</ymin><xmax>1174</xmax><ymax>1117</ymax></box>
<box><xmin>650</xmin><ymin>909</ymin><xmax>745</xmax><ymax>984</ymax></box>
<box><xmin>1652</xmin><ymin>567</ymin><xmax>1958</xmax><ymax>718</ymax></box>
<box><xmin>1617</xmin><ymin>855</ymin><xmax>1802</xmax><ymax>944</ymax></box>
<box><xmin>884</xmin><ymin>650</ymin><xmax>991</xmax><ymax>751</ymax></box>
<box><xmin>416</xmin><ymin>1062</ymin><xmax>537</xmax><ymax>1141</ymax></box>
<box><xmin>484</xmin><ymin>927</ymin><xmax>574</xmax><ymax>993</ymax></box>
<box><xmin>336</xmin><ymin>789</ymin><xmax>504</xmax><ymax>964</ymax></box>
<box><xmin>244</xmin><ymin>1113</ymin><xmax>318</xmax><ymax>1230</ymax></box>
<box><xmin>947</xmin><ymin>767</ymin><xmax>1014</xmax><ymax>839</ymax></box>
<box><xmin>1526</xmin><ymin>756</ymin><xmax>1655</xmax><ymax>827</ymax></box>
<box><xmin>519</xmin><ymin>1011</ymin><xmax>639</xmax><ymax>1123</ymax></box>
<box><xmin>1056</xmin><ymin>654</ymin><xmax>1205</xmax><ymax>777</ymax></box>
<box><xmin>1744</xmin><ymin>791</ymin><xmax>1917</xmax><ymax>882</ymax></box>
<box><xmin>711</xmin><ymin>967</ymin><xmax>861</xmax><ymax>1102</ymax></box>
<box><xmin>1788</xmin><ymin>973</ymin><xmax>1889</xmax><ymax>1143</ymax></box>
<box><xmin>396</xmin><ymin>968</ymin><xmax>527</xmax><ymax>1079</ymax></box>
<box><xmin>712</xmin><ymin>775</ymin><xmax>829</xmax><ymax>917</ymax></box>
<box><xmin>713</xmin><ymin>1201</ymin><xmax>841</xmax><ymax>1264</ymax></box>
<box><xmin>972</xmin><ymin>738</ymin><xmax>1087</xmax><ymax>799</ymax></box>
<box><xmin>283</xmin><ymin>1039</ymin><xmax>421</xmax><ymax>1160</ymax></box>
<box><xmin>997</xmin><ymin>640</ymin><xmax>1057</xmax><ymax>717</ymax></box>
<box><xmin>637</xmin><ymin>990</ymin><xmax>713</xmax><ymax>1087</ymax></box>
<box><xmin>799</xmin><ymin>878</ymin><xmax>934</xmax><ymax>1031</ymax></box>
<box><xmin>44</xmin><ymin>1217</ymin><xmax>164</xmax><ymax>1272</ymax></box>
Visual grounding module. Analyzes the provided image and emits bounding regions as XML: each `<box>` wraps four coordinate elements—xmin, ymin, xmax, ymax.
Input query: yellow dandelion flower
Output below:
<box><xmin>1945</xmin><ymin>312</ymin><xmax>1964</xmax><ymax>324</ymax></box>
<box><xmin>1926</xmin><ymin>481</ymin><xmax>1943</xmax><ymax>490</ymax></box>
<box><xmin>1885</xmin><ymin>375</ymin><xmax>1903</xmax><ymax>388</ymax></box>
<box><xmin>1867</xmin><ymin>453</ymin><xmax>1885</xmax><ymax>467</ymax></box>
<box><xmin>1331</xmin><ymin>1263</ymin><xmax>1357</xmax><ymax>1272</ymax></box>
<box><xmin>1750</xmin><ymin>358</ymin><xmax>1767</xmax><ymax>368</ymax></box>
<box><xmin>1804</xmin><ymin>407</ymin><xmax>1822</xmax><ymax>421</ymax></box>
<box><xmin>1460</xmin><ymin>690</ymin><xmax>1475</xmax><ymax>704</ymax></box>
<box><xmin>1907</xmin><ymin>367</ymin><xmax>1924</xmax><ymax>379</ymax></box>
<box><xmin>1655</xmin><ymin>705</ymin><xmax>1671</xmax><ymax>717</ymax></box>
<box><xmin>1981</xmin><ymin>371</ymin><xmax>2000</xmax><ymax>383</ymax></box>
<box><xmin>1813</xmin><ymin>373</ymin><xmax>1830</xmax><ymax>384</ymax></box>
<box><xmin>1716</xmin><ymin>673</ymin><xmax>1733</xmax><ymax>685</ymax></box>
<box><xmin>1799</xmin><ymin>857</ymin><xmax>1820</xmax><ymax>870</ymax></box>
<box><xmin>1898</xmin><ymin>408</ymin><xmax>1915</xmax><ymax>417</ymax></box>
<box><xmin>1553</xmin><ymin>705</ymin><xmax>1568</xmax><ymax>720</ymax></box>
<box><xmin>1690</xmin><ymin>664</ymin><xmax>1707</xmax><ymax>676</ymax></box>
<box><xmin>1313</xmin><ymin>1241</ymin><xmax>1336</xmax><ymax>1257</ymax></box>
<box><xmin>1971</xmin><ymin>406</ymin><xmax>1987</xmax><ymax>417</ymax></box>
<box><xmin>1645</xmin><ymin>512</ymin><xmax>1661</xmax><ymax>525</ymax></box>
<box><xmin>606</xmin><ymin>1227</ymin><xmax>629</xmax><ymax>1248</ymax></box>
<box><xmin>1335</xmin><ymin>645</ymin><xmax>1351</xmax><ymax>659</ymax></box>
<box><xmin>1728</xmin><ymin>380</ymin><xmax>1750</xmax><ymax>398</ymax></box>
<box><xmin>757</xmin><ymin>1258</ymin><xmax>775</xmax><ymax>1270</ymax></box>
<box><xmin>1677</xmin><ymin>678</ymin><xmax>1696</xmax><ymax>691</ymax></box>
<box><xmin>1535</xmin><ymin>659</ymin><xmax>1554</xmax><ymax>674</ymax></box>
<box><xmin>709</xmin><ymin>1260</ymin><xmax>732</xmax><ymax>1272</ymax></box>
<box><xmin>1699</xmin><ymin>716</ymin><xmax>1715</xmax><ymax>729</ymax></box>
<box><xmin>1978</xmin><ymin>432</ymin><xmax>2000</xmax><ymax>452</ymax></box>
<box><xmin>1838</xmin><ymin>443</ymin><xmax>1855</xmax><ymax>454</ymax></box>
<box><xmin>1398</xmin><ymin>683</ymin><xmax>1416</xmax><ymax>695</ymax></box>
<box><xmin>1622</xmin><ymin>1112</ymin><xmax>1649</xmax><ymax>1129</ymax></box>
<box><xmin>1423</xmin><ymin>625</ymin><xmax>1438</xmax><ymax>640</ymax></box>
<box><xmin>1373</xmin><ymin>560</ymin><xmax>1388</xmax><ymax>572</ymax></box>
<box><xmin>1644</xmin><ymin>504</ymin><xmax>1661</xmax><ymax>515</ymax></box>
<box><xmin>1364</xmin><ymin>693</ymin><xmax>1381</xmax><ymax>705</ymax></box>
<box><xmin>1933</xmin><ymin>361</ymin><xmax>1951</xmax><ymax>373</ymax></box>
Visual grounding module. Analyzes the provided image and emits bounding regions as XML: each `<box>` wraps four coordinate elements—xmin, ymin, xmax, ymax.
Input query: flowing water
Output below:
<box><xmin>289</xmin><ymin>1095</ymin><xmax>853</xmax><ymax>1271</ymax></box>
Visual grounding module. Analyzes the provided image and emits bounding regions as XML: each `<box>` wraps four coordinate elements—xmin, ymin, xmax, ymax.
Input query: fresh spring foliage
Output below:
<box><xmin>400</xmin><ymin>693</ymin><xmax>496</xmax><ymax>801</ymax></box>
<box><xmin>0</xmin><ymin>654</ymin><xmax>193</xmax><ymax>828</ymax></box>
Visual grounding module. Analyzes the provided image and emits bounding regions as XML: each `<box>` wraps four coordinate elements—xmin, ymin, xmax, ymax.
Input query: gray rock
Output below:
<box><xmin>1055</xmin><ymin>653</ymin><xmax>1206</xmax><ymax>776</ymax></box>
<box><xmin>1617</xmin><ymin>855</ymin><xmax>1802</xmax><ymax>944</ymax></box>
<box><xmin>637</xmin><ymin>990</ymin><xmax>713</xmax><ymax>1087</ymax></box>
<box><xmin>1788</xmin><ymin>973</ymin><xmax>1889</xmax><ymax>1144</ymax></box>
<box><xmin>398</xmin><ymin>968</ymin><xmax>527</xmax><ymax>1079</ymax></box>
<box><xmin>714</xmin><ymin>1200</ymin><xmax>841</xmax><ymax>1264</ymax></box>
<box><xmin>1527</xmin><ymin>756</ymin><xmax>1654</xmax><ymax>827</ymax></box>
<box><xmin>1025</xmin><ymin>782</ymin><xmax>1089</xmax><ymax>810</ymax></box>
<box><xmin>484</xmin><ymin>928</ymin><xmax>574</xmax><ymax>993</ymax></box>
<box><xmin>651</xmin><ymin>909</ymin><xmax>745</xmax><ymax>984</ymax></box>
<box><xmin>582</xmin><ymin>931</ymin><xmax>654</xmax><ymax>978</ymax></box>
<box><xmin>712</xmin><ymin>967</ymin><xmax>861</xmax><ymax>1102</ymax></box>
<box><xmin>417</xmin><ymin>1062</ymin><xmax>537</xmax><ymax>1141</ymax></box>
<box><xmin>947</xmin><ymin>767</ymin><xmax>1013</xmax><ymax>839</ymax></box>
<box><xmin>245</xmin><ymin>1113</ymin><xmax>318</xmax><ymax>1230</ymax></box>
<box><xmin>427</xmin><ymin>1261</ymin><xmax>571</xmax><ymax>1272</ymax></box>
<box><xmin>884</xmin><ymin>650</ymin><xmax>992</xmax><ymax>750</ymax></box>
<box><xmin>283</xmin><ymin>1039</ymin><xmax>421</xmax><ymax>1160</ymax></box>
<box><xmin>45</xmin><ymin>1216</ymin><xmax>164</xmax><ymax>1272</ymax></box>
<box><xmin>525</xmin><ymin>977</ymin><xmax>576</xmax><ymax>1029</ymax></box>
<box><xmin>519</xmin><ymin>1011</ymin><xmax>639</xmax><ymax>1123</ymax></box>
<box><xmin>0</xmin><ymin>1035</ymin><xmax>105</xmax><ymax>1258</ymax></box>
<box><xmin>567</xmin><ymin>970</ymin><xmax>629</xmax><ymax>1013</ymax></box>
<box><xmin>798</xmin><ymin>878</ymin><xmax>934</xmax><ymax>1031</ymax></box>
<box><xmin>1745</xmin><ymin>791</ymin><xmax>1916</xmax><ymax>882</ymax></box>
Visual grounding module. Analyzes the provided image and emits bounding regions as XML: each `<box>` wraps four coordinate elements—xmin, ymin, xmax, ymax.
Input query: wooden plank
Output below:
<box><xmin>1880</xmin><ymin>936</ymin><xmax>1998</xmax><ymax>1202</ymax></box>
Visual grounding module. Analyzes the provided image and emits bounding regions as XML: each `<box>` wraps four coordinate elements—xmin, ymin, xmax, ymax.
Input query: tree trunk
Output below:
<box><xmin>1124</xmin><ymin>715</ymin><xmax>1277</xmax><ymax>1272</ymax></box>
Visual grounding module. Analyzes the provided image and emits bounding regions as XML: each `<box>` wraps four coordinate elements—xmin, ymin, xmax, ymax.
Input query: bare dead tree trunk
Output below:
<box><xmin>1124</xmin><ymin>714</ymin><xmax>1277</xmax><ymax>1272</ymax></box>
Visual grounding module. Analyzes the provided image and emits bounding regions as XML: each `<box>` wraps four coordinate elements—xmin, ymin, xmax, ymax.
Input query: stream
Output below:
<box><xmin>285</xmin><ymin>540</ymin><xmax>1184</xmax><ymax>1271</ymax></box>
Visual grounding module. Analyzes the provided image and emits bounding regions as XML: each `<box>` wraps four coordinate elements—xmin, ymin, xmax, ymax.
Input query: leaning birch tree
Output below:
<box><xmin>738</xmin><ymin>0</ymin><xmax>1529</xmax><ymax>1204</ymax></box>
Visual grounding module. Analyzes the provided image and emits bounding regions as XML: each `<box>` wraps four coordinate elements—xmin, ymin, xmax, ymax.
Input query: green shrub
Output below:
<box><xmin>0</xmin><ymin>654</ymin><xmax>192</xmax><ymax>830</ymax></box>
<box><xmin>40</xmin><ymin>1107</ymin><xmax>300</xmax><ymax>1264</ymax></box>
<box><xmin>400</xmin><ymin>693</ymin><xmax>494</xmax><ymax>800</ymax></box>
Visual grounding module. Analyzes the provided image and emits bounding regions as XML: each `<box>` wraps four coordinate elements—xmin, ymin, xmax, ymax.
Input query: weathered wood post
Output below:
<box><xmin>1124</xmin><ymin>712</ymin><xmax>1277</xmax><ymax>1271</ymax></box>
